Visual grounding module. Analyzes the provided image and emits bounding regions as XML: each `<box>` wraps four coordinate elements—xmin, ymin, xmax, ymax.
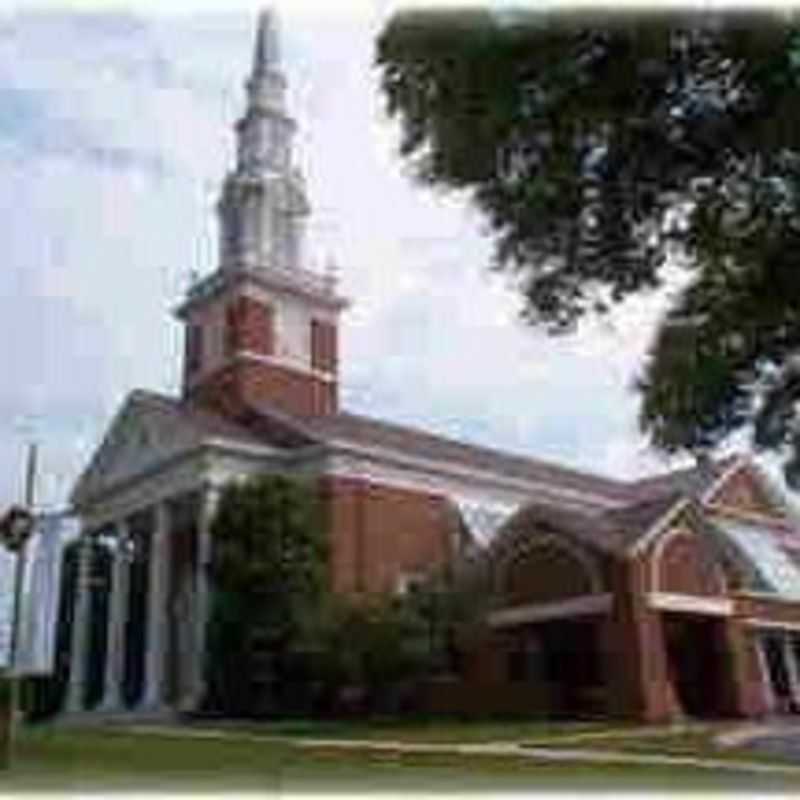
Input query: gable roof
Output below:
<box><xmin>71</xmin><ymin>388</ymin><xmax>768</xmax><ymax>542</ymax></box>
<box><xmin>601</xmin><ymin>491</ymin><xmax>686</xmax><ymax>552</ymax></box>
<box><xmin>491</xmin><ymin>500</ymin><xmax>622</xmax><ymax>557</ymax></box>
<box><xmin>70</xmin><ymin>390</ymin><xmax>267</xmax><ymax>506</ymax></box>
<box><xmin>624</xmin><ymin>455</ymin><xmax>740</xmax><ymax>503</ymax></box>
<box><xmin>305</xmin><ymin>410</ymin><xmax>632</xmax><ymax>504</ymax></box>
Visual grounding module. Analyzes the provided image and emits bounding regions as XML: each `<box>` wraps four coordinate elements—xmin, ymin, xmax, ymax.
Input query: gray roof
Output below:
<box><xmin>305</xmin><ymin>410</ymin><xmax>632</xmax><ymax>503</ymax></box>
<box><xmin>624</xmin><ymin>457</ymin><xmax>737</xmax><ymax>503</ymax></box>
<box><xmin>92</xmin><ymin>391</ymin><xmax>742</xmax><ymax>547</ymax></box>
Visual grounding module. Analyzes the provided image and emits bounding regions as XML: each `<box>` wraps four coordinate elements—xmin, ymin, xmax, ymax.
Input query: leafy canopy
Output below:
<box><xmin>205</xmin><ymin>474</ymin><xmax>329</xmax><ymax>715</ymax></box>
<box><xmin>376</xmin><ymin>10</ymin><xmax>800</xmax><ymax>475</ymax></box>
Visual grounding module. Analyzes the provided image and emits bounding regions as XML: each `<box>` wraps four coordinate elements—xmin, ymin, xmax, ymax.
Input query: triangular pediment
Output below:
<box><xmin>70</xmin><ymin>391</ymin><xmax>207</xmax><ymax>506</ymax></box>
<box><xmin>703</xmin><ymin>458</ymin><xmax>789</xmax><ymax>522</ymax></box>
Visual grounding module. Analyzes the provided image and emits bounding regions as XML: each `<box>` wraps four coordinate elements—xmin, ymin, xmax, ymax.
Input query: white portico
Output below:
<box><xmin>66</xmin><ymin>389</ymin><xmax>323</xmax><ymax>716</ymax></box>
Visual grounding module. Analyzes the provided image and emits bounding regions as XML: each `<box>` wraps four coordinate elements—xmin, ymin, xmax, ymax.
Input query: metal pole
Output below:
<box><xmin>5</xmin><ymin>443</ymin><xmax>37</xmax><ymax>766</ymax></box>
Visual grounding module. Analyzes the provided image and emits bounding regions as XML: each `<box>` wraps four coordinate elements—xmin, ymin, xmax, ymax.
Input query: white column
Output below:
<box><xmin>181</xmin><ymin>485</ymin><xmax>219</xmax><ymax>712</ymax></box>
<box><xmin>99</xmin><ymin>520</ymin><xmax>129</xmax><ymax>712</ymax></box>
<box><xmin>64</xmin><ymin>535</ymin><xmax>92</xmax><ymax>714</ymax></box>
<box><xmin>783</xmin><ymin>633</ymin><xmax>800</xmax><ymax>709</ymax></box>
<box><xmin>755</xmin><ymin>633</ymin><xmax>777</xmax><ymax>714</ymax></box>
<box><xmin>140</xmin><ymin>502</ymin><xmax>170</xmax><ymax>711</ymax></box>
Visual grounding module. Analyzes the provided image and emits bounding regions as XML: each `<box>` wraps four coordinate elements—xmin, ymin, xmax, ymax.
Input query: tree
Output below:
<box><xmin>205</xmin><ymin>475</ymin><xmax>329</xmax><ymax>716</ymax></box>
<box><xmin>376</xmin><ymin>10</ymin><xmax>800</xmax><ymax>478</ymax></box>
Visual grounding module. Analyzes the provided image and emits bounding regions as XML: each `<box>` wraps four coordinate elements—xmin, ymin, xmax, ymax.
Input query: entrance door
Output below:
<box><xmin>663</xmin><ymin>613</ymin><xmax>729</xmax><ymax>718</ymax></box>
<box><xmin>762</xmin><ymin>633</ymin><xmax>793</xmax><ymax>711</ymax></box>
<box><xmin>537</xmin><ymin>618</ymin><xmax>605</xmax><ymax>718</ymax></box>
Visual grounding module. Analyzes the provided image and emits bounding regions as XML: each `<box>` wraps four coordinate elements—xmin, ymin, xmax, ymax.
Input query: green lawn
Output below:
<box><xmin>1</xmin><ymin>723</ymin><xmax>798</xmax><ymax>793</ymax></box>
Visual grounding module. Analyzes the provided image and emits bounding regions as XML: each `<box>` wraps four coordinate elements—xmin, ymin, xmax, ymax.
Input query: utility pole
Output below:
<box><xmin>4</xmin><ymin>442</ymin><xmax>37</xmax><ymax>767</ymax></box>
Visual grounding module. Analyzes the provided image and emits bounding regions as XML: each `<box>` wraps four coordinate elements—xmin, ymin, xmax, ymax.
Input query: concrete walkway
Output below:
<box><xmin>118</xmin><ymin>723</ymin><xmax>800</xmax><ymax>777</ymax></box>
<box><xmin>714</xmin><ymin>718</ymin><xmax>800</xmax><ymax>749</ymax></box>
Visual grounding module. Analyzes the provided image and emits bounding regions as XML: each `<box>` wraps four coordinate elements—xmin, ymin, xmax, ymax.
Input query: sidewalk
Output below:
<box><xmin>714</xmin><ymin>718</ymin><xmax>800</xmax><ymax>749</ymax></box>
<box><xmin>120</xmin><ymin>723</ymin><xmax>800</xmax><ymax>777</ymax></box>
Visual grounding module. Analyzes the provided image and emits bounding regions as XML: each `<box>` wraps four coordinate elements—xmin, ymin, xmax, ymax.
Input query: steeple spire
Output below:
<box><xmin>253</xmin><ymin>8</ymin><xmax>280</xmax><ymax>74</ymax></box>
<box><xmin>217</xmin><ymin>7</ymin><xmax>309</xmax><ymax>274</ymax></box>
<box><xmin>245</xmin><ymin>7</ymin><xmax>286</xmax><ymax>116</ymax></box>
<box><xmin>177</xmin><ymin>8</ymin><xmax>348</xmax><ymax>420</ymax></box>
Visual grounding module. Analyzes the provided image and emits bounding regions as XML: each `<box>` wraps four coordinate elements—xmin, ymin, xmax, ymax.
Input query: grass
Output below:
<box><xmin>1</xmin><ymin>723</ymin><xmax>798</xmax><ymax>793</ymax></box>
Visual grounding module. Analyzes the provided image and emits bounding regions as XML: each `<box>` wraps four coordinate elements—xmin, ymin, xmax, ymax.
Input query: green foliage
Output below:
<box><xmin>205</xmin><ymin>475</ymin><xmax>329</xmax><ymax>716</ymax></box>
<box><xmin>376</xmin><ymin>10</ymin><xmax>800</xmax><ymax>478</ymax></box>
<box><xmin>204</xmin><ymin>473</ymin><xmax>492</xmax><ymax>716</ymax></box>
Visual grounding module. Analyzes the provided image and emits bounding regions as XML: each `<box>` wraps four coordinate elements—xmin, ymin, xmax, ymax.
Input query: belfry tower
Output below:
<box><xmin>177</xmin><ymin>9</ymin><xmax>347</xmax><ymax>419</ymax></box>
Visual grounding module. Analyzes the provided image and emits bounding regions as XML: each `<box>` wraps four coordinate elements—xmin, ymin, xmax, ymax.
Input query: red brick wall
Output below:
<box><xmin>605</xmin><ymin>557</ymin><xmax>681</xmax><ymax>722</ymax></box>
<box><xmin>723</xmin><ymin>619</ymin><xmax>771</xmax><ymax>717</ymax></box>
<box><xmin>225</xmin><ymin>296</ymin><xmax>274</xmax><ymax>356</ymax></box>
<box><xmin>497</xmin><ymin>541</ymin><xmax>599</xmax><ymax>606</ymax></box>
<box><xmin>311</xmin><ymin>319</ymin><xmax>338</xmax><ymax>375</ymax></box>
<box><xmin>733</xmin><ymin>594</ymin><xmax>800</xmax><ymax>626</ymax></box>
<box><xmin>708</xmin><ymin>465</ymin><xmax>785</xmax><ymax>521</ymax></box>
<box><xmin>654</xmin><ymin>528</ymin><xmax>727</xmax><ymax>596</ymax></box>
<box><xmin>187</xmin><ymin>358</ymin><xmax>337</xmax><ymax>419</ymax></box>
<box><xmin>183</xmin><ymin>291</ymin><xmax>339</xmax><ymax>417</ymax></box>
<box><xmin>321</xmin><ymin>475</ymin><xmax>455</xmax><ymax>596</ymax></box>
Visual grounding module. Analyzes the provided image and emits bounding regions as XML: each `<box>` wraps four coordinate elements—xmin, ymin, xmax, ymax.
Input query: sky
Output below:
<box><xmin>0</xmin><ymin>0</ymin><xmax>741</xmax><ymax>511</ymax></box>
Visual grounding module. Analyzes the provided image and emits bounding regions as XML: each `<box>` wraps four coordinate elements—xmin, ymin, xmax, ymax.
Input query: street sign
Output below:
<box><xmin>0</xmin><ymin>513</ymin><xmax>77</xmax><ymax>675</ymax></box>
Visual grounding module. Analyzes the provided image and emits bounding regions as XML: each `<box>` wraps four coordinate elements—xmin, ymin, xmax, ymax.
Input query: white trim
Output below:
<box><xmin>487</xmin><ymin>594</ymin><xmax>612</xmax><ymax>627</ymax></box>
<box><xmin>783</xmin><ymin>634</ymin><xmax>800</xmax><ymax>704</ymax></box>
<box><xmin>629</xmin><ymin>497</ymin><xmax>690</xmax><ymax>556</ymax></box>
<box><xmin>744</xmin><ymin>618</ymin><xmax>800</xmax><ymax>633</ymax></box>
<box><xmin>236</xmin><ymin>350</ymin><xmax>336</xmax><ymax>384</ymax></box>
<box><xmin>707</xmin><ymin>504</ymin><xmax>800</xmax><ymax>543</ymax></box>
<box><xmin>175</xmin><ymin>264</ymin><xmax>349</xmax><ymax>318</ymax></box>
<box><xmin>646</xmin><ymin>592</ymin><xmax>733</xmax><ymax>616</ymax></box>
<box><xmin>184</xmin><ymin>349</ymin><xmax>336</xmax><ymax>389</ymax></box>
<box><xmin>755</xmin><ymin>633</ymin><xmax>778</xmax><ymax>713</ymax></box>
<box><xmin>735</xmin><ymin>590</ymin><xmax>800</xmax><ymax>605</ymax></box>
<box><xmin>700</xmin><ymin>455</ymin><xmax>751</xmax><ymax>506</ymax></box>
<box><xmin>326</xmin><ymin>442</ymin><xmax>622</xmax><ymax>512</ymax></box>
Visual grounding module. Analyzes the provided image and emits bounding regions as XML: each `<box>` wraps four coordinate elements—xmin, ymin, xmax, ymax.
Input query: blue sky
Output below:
<box><xmin>0</xmin><ymin>1</ymin><xmax>702</xmax><ymax>510</ymax></box>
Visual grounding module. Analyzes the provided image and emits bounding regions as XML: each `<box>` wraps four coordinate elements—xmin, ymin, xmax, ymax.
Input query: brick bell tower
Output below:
<box><xmin>176</xmin><ymin>10</ymin><xmax>347</xmax><ymax>420</ymax></box>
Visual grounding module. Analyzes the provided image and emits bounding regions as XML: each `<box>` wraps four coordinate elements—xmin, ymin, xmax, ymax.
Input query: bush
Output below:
<box><xmin>204</xmin><ymin>475</ymin><xmax>329</xmax><ymax>717</ymax></box>
<box><xmin>204</xmin><ymin>474</ymin><xmax>490</xmax><ymax>718</ymax></box>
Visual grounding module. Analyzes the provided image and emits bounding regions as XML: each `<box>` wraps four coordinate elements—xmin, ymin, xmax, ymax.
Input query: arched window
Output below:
<box><xmin>498</xmin><ymin>533</ymin><xmax>602</xmax><ymax>606</ymax></box>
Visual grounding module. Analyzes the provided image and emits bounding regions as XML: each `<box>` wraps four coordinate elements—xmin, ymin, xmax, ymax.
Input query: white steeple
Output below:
<box><xmin>217</xmin><ymin>8</ymin><xmax>309</xmax><ymax>274</ymax></box>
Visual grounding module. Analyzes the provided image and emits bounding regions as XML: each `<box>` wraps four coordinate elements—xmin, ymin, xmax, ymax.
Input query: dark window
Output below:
<box><xmin>186</xmin><ymin>324</ymin><xmax>203</xmax><ymax>373</ymax></box>
<box><xmin>225</xmin><ymin>305</ymin><xmax>238</xmax><ymax>356</ymax></box>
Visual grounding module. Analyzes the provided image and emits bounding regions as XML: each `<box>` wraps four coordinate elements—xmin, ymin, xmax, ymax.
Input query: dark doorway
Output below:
<box><xmin>165</xmin><ymin>493</ymin><xmax>199</xmax><ymax>706</ymax></box>
<box><xmin>122</xmin><ymin>510</ymin><xmax>153</xmax><ymax>708</ymax></box>
<box><xmin>662</xmin><ymin>613</ymin><xmax>730</xmax><ymax>718</ymax></box>
<box><xmin>762</xmin><ymin>633</ymin><xmax>793</xmax><ymax>711</ymax></box>
<box><xmin>507</xmin><ymin>617</ymin><xmax>606</xmax><ymax>718</ymax></box>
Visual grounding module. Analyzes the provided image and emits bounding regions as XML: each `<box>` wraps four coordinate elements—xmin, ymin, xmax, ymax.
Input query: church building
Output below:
<box><xmin>63</xmin><ymin>10</ymin><xmax>800</xmax><ymax>722</ymax></box>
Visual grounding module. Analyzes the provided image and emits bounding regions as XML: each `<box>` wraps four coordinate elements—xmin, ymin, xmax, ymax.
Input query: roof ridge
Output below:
<box><xmin>324</xmin><ymin>409</ymin><xmax>630</xmax><ymax>493</ymax></box>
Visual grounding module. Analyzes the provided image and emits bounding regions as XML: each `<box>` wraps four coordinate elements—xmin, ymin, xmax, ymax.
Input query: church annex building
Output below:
<box><xmin>62</xmin><ymin>11</ymin><xmax>800</xmax><ymax>723</ymax></box>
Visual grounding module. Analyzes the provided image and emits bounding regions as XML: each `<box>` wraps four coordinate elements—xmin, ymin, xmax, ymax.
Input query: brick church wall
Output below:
<box><xmin>605</xmin><ymin>557</ymin><xmax>682</xmax><ymax>722</ymax></box>
<box><xmin>654</xmin><ymin>527</ymin><xmax>727</xmax><ymax>597</ymax></box>
<box><xmin>227</xmin><ymin>296</ymin><xmax>275</xmax><ymax>355</ymax></box>
<box><xmin>320</xmin><ymin>475</ymin><xmax>455</xmax><ymax>596</ymax></box>
<box><xmin>188</xmin><ymin>359</ymin><xmax>337</xmax><ymax>419</ymax></box>
<box><xmin>708</xmin><ymin>464</ymin><xmax>786</xmax><ymax>522</ymax></box>
<box><xmin>497</xmin><ymin>540</ymin><xmax>600</xmax><ymax>607</ymax></box>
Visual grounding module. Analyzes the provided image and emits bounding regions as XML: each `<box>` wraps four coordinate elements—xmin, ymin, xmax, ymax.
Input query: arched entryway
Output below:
<box><xmin>489</xmin><ymin>527</ymin><xmax>611</xmax><ymax>718</ymax></box>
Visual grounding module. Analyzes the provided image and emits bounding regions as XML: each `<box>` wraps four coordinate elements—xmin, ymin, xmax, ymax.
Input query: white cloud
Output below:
<box><xmin>0</xmin><ymin>7</ymin><xmax>699</xmax><ymax>512</ymax></box>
